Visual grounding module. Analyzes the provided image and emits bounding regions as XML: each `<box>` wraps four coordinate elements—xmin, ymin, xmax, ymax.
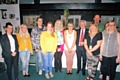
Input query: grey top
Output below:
<box><xmin>102</xmin><ymin>31</ymin><xmax>118</xmax><ymax>57</ymax></box>
<box><xmin>31</xmin><ymin>25</ymin><xmax>46</xmax><ymax>50</ymax></box>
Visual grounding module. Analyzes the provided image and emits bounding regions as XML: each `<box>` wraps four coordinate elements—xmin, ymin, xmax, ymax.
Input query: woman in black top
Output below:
<box><xmin>84</xmin><ymin>23</ymin><xmax>102</xmax><ymax>80</ymax></box>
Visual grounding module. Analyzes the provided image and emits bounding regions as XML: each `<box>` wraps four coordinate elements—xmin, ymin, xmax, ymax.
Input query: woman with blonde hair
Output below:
<box><xmin>64</xmin><ymin>22</ymin><xmax>77</xmax><ymax>74</ymax></box>
<box><xmin>40</xmin><ymin>21</ymin><xmax>57</xmax><ymax>79</ymax></box>
<box><xmin>54</xmin><ymin>20</ymin><xmax>64</xmax><ymax>72</ymax></box>
<box><xmin>16</xmin><ymin>24</ymin><xmax>33</xmax><ymax>77</ymax></box>
<box><xmin>100</xmin><ymin>21</ymin><xmax>120</xmax><ymax>80</ymax></box>
<box><xmin>99</xmin><ymin>22</ymin><xmax>109</xmax><ymax>80</ymax></box>
<box><xmin>84</xmin><ymin>23</ymin><xmax>102</xmax><ymax>80</ymax></box>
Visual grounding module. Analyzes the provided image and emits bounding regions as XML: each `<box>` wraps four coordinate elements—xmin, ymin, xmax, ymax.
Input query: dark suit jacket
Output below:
<box><xmin>0</xmin><ymin>34</ymin><xmax>19</xmax><ymax>58</ymax></box>
<box><xmin>76</xmin><ymin>28</ymin><xmax>88</xmax><ymax>47</ymax></box>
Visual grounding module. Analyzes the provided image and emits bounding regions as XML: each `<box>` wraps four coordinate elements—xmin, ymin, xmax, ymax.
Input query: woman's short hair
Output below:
<box><xmin>5</xmin><ymin>22</ymin><xmax>13</xmax><ymax>28</ymax></box>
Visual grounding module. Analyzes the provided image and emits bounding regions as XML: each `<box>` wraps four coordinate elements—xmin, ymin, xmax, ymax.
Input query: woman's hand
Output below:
<box><xmin>30</xmin><ymin>52</ymin><xmax>33</xmax><ymax>55</ymax></box>
<box><xmin>87</xmin><ymin>50</ymin><xmax>93</xmax><ymax>56</ymax></box>
<box><xmin>99</xmin><ymin>54</ymin><xmax>102</xmax><ymax>61</ymax></box>
<box><xmin>116</xmin><ymin>57</ymin><xmax>120</xmax><ymax>63</ymax></box>
<box><xmin>43</xmin><ymin>52</ymin><xmax>46</xmax><ymax>56</ymax></box>
<box><xmin>68</xmin><ymin>48</ymin><xmax>72</xmax><ymax>53</ymax></box>
<box><xmin>88</xmin><ymin>52</ymin><xmax>93</xmax><ymax>56</ymax></box>
<box><xmin>52</xmin><ymin>52</ymin><xmax>55</xmax><ymax>55</ymax></box>
<box><xmin>11</xmin><ymin>52</ymin><xmax>16</xmax><ymax>56</ymax></box>
<box><xmin>35</xmin><ymin>49</ymin><xmax>39</xmax><ymax>53</ymax></box>
<box><xmin>57</xmin><ymin>48</ymin><xmax>61</xmax><ymax>52</ymax></box>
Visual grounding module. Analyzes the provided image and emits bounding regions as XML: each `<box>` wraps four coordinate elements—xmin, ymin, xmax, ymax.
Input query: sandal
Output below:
<box><xmin>85</xmin><ymin>77</ymin><xmax>90</xmax><ymax>80</ymax></box>
<box><xmin>89</xmin><ymin>77</ymin><xmax>94</xmax><ymax>80</ymax></box>
<box><xmin>45</xmin><ymin>74</ymin><xmax>50</xmax><ymax>79</ymax></box>
<box><xmin>49</xmin><ymin>73</ymin><xmax>54</xmax><ymax>78</ymax></box>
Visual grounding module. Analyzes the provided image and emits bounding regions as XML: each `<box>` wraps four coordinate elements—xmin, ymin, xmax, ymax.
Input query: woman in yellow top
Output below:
<box><xmin>16</xmin><ymin>24</ymin><xmax>33</xmax><ymax>77</ymax></box>
<box><xmin>40</xmin><ymin>21</ymin><xmax>57</xmax><ymax>79</ymax></box>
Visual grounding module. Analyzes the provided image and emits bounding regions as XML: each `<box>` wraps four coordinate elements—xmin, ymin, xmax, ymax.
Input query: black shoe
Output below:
<box><xmin>66</xmin><ymin>71</ymin><xmax>70</xmax><ymax>74</ymax></box>
<box><xmin>26</xmin><ymin>74</ymin><xmax>30</xmax><ymax>77</ymax></box>
<box><xmin>66</xmin><ymin>72</ymin><xmax>69</xmax><ymax>74</ymax></box>
<box><xmin>69</xmin><ymin>72</ymin><xmax>72</xmax><ymax>74</ymax></box>
<box><xmin>82</xmin><ymin>69</ymin><xmax>85</xmax><ymax>75</ymax></box>
<box><xmin>15</xmin><ymin>78</ymin><xmax>19</xmax><ymax>80</ymax></box>
<box><xmin>82</xmin><ymin>71</ymin><xmax>85</xmax><ymax>75</ymax></box>
<box><xmin>59</xmin><ymin>69</ymin><xmax>62</xmax><ymax>72</ymax></box>
<box><xmin>55</xmin><ymin>70</ymin><xmax>58</xmax><ymax>73</ymax></box>
<box><xmin>76</xmin><ymin>70</ymin><xmax>80</xmax><ymax>74</ymax></box>
<box><xmin>23</xmin><ymin>75</ymin><xmax>26</xmax><ymax>77</ymax></box>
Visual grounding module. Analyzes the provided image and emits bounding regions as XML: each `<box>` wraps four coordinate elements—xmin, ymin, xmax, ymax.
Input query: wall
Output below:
<box><xmin>20</xmin><ymin>3</ymin><xmax>120</xmax><ymax>72</ymax></box>
<box><xmin>20</xmin><ymin>3</ymin><xmax>120</xmax><ymax>26</ymax></box>
<box><xmin>21</xmin><ymin>10</ymin><xmax>120</xmax><ymax>29</ymax></box>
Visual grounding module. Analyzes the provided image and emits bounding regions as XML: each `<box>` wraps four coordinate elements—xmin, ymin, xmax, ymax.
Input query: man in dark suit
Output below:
<box><xmin>76</xmin><ymin>20</ymin><xmax>88</xmax><ymax>75</ymax></box>
<box><xmin>0</xmin><ymin>22</ymin><xmax>19</xmax><ymax>80</ymax></box>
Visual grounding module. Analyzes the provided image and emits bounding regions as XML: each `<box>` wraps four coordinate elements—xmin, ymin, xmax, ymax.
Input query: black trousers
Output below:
<box><xmin>101</xmin><ymin>56</ymin><xmax>118</xmax><ymax>80</ymax></box>
<box><xmin>76</xmin><ymin>46</ymin><xmax>86</xmax><ymax>71</ymax></box>
<box><xmin>100</xmin><ymin>61</ymin><xmax>103</xmax><ymax>74</ymax></box>
<box><xmin>54</xmin><ymin>51</ymin><xmax>63</xmax><ymax>71</ymax></box>
<box><xmin>4</xmin><ymin>55</ymin><xmax>18</xmax><ymax>80</ymax></box>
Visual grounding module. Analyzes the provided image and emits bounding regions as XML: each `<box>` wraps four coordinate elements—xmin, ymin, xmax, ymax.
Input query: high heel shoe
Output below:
<box><xmin>69</xmin><ymin>70</ymin><xmax>72</xmax><ymax>74</ymax></box>
<box><xmin>26</xmin><ymin>74</ymin><xmax>30</xmax><ymax>77</ymax></box>
<box><xmin>69</xmin><ymin>71</ymin><xmax>72</xmax><ymax>74</ymax></box>
<box><xmin>25</xmin><ymin>72</ymin><xmax>30</xmax><ymax>77</ymax></box>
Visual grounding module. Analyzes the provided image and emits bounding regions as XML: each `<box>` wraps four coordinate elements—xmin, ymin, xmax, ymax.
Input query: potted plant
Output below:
<box><xmin>63</xmin><ymin>8</ymin><xmax>69</xmax><ymax>29</ymax></box>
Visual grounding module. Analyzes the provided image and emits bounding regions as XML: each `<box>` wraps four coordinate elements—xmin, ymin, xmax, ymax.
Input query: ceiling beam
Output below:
<box><xmin>34</xmin><ymin>0</ymin><xmax>40</xmax><ymax>4</ymax></box>
<box><xmin>95</xmin><ymin>0</ymin><xmax>101</xmax><ymax>3</ymax></box>
<box><xmin>20</xmin><ymin>3</ymin><xmax>120</xmax><ymax>11</ymax></box>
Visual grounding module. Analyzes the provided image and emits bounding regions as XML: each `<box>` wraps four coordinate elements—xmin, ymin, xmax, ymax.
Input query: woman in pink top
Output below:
<box><xmin>54</xmin><ymin>20</ymin><xmax>64</xmax><ymax>72</ymax></box>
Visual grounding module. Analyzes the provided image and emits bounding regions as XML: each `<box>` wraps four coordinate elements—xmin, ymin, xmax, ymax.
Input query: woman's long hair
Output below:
<box><xmin>19</xmin><ymin>24</ymin><xmax>29</xmax><ymax>38</ymax></box>
<box><xmin>88</xmin><ymin>22</ymin><xmax>99</xmax><ymax>35</ymax></box>
<box><xmin>106</xmin><ymin>21</ymin><xmax>117</xmax><ymax>33</ymax></box>
<box><xmin>46</xmin><ymin>21</ymin><xmax>55</xmax><ymax>37</ymax></box>
<box><xmin>54</xmin><ymin>19</ymin><xmax>63</xmax><ymax>31</ymax></box>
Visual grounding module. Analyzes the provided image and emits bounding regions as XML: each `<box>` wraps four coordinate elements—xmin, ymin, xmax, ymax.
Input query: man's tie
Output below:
<box><xmin>79</xmin><ymin>30</ymin><xmax>84</xmax><ymax>46</ymax></box>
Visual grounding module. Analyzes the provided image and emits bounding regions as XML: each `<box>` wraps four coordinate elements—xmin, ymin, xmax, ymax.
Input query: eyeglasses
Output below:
<box><xmin>7</xmin><ymin>28</ymin><xmax>13</xmax><ymax>30</ymax></box>
<box><xmin>108</xmin><ymin>25</ymin><xmax>115</xmax><ymax>27</ymax></box>
<box><xmin>68</xmin><ymin>26</ymin><xmax>73</xmax><ymax>27</ymax></box>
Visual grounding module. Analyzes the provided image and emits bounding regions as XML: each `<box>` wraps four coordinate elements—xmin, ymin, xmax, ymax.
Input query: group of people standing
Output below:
<box><xmin>0</xmin><ymin>14</ymin><xmax>120</xmax><ymax>80</ymax></box>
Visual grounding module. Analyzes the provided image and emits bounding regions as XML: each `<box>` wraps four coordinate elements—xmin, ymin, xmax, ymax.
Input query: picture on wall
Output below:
<box><xmin>0</xmin><ymin>0</ymin><xmax>18</xmax><ymax>4</ymax></box>
<box><xmin>9</xmin><ymin>14</ymin><xmax>15</xmax><ymax>19</ymax></box>
<box><xmin>23</xmin><ymin>15</ymin><xmax>39</xmax><ymax>28</ymax></box>
<box><xmin>61</xmin><ymin>15</ymin><xmax>81</xmax><ymax>29</ymax></box>
<box><xmin>0</xmin><ymin>3</ymin><xmax>20</xmax><ymax>34</ymax></box>
<box><xmin>1</xmin><ymin>9</ymin><xmax>7</xmax><ymax>19</ymax></box>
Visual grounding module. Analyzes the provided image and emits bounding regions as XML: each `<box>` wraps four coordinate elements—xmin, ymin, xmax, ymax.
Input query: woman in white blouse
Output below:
<box><xmin>64</xmin><ymin>22</ymin><xmax>77</xmax><ymax>74</ymax></box>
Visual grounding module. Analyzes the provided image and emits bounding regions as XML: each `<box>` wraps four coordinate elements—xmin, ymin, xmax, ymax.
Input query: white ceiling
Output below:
<box><xmin>19</xmin><ymin>0</ymin><xmax>120</xmax><ymax>4</ymax></box>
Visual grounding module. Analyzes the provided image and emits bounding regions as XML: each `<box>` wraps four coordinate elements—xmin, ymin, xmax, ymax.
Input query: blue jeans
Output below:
<box><xmin>19</xmin><ymin>50</ymin><xmax>30</xmax><ymax>73</ymax></box>
<box><xmin>43</xmin><ymin>52</ymin><xmax>54</xmax><ymax>74</ymax></box>
<box><xmin>36</xmin><ymin>50</ymin><xmax>43</xmax><ymax>70</ymax></box>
